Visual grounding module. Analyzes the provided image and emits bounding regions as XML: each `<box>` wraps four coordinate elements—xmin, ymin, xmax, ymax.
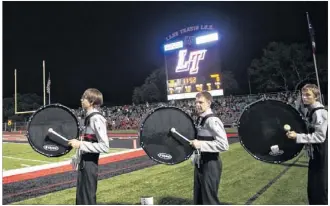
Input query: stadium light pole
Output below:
<box><xmin>43</xmin><ymin>60</ymin><xmax>46</xmax><ymax>106</ymax></box>
<box><xmin>247</xmin><ymin>70</ymin><xmax>252</xmax><ymax>95</ymax></box>
<box><xmin>164</xmin><ymin>53</ymin><xmax>169</xmax><ymax>102</ymax></box>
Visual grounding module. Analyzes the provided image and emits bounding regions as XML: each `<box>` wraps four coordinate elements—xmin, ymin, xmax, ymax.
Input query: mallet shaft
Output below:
<box><xmin>171</xmin><ymin>128</ymin><xmax>191</xmax><ymax>143</ymax></box>
<box><xmin>48</xmin><ymin>128</ymin><xmax>69</xmax><ymax>142</ymax></box>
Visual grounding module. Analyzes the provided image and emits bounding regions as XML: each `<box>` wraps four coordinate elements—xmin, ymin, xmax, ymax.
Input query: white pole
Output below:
<box><xmin>48</xmin><ymin>72</ymin><xmax>51</xmax><ymax>104</ymax></box>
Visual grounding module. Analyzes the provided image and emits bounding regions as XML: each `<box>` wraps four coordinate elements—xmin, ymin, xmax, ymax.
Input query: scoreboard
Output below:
<box><xmin>164</xmin><ymin>25</ymin><xmax>223</xmax><ymax>100</ymax></box>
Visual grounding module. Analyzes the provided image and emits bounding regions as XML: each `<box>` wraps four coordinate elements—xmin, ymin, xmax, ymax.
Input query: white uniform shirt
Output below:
<box><xmin>296</xmin><ymin>101</ymin><xmax>328</xmax><ymax>144</ymax></box>
<box><xmin>79</xmin><ymin>108</ymin><xmax>110</xmax><ymax>154</ymax></box>
<box><xmin>197</xmin><ymin>108</ymin><xmax>229</xmax><ymax>153</ymax></box>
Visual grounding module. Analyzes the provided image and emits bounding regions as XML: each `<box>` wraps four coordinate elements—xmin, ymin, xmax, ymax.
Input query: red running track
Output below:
<box><xmin>3</xmin><ymin>132</ymin><xmax>238</xmax><ymax>184</ymax></box>
<box><xmin>3</xmin><ymin>149</ymin><xmax>146</xmax><ymax>184</ymax></box>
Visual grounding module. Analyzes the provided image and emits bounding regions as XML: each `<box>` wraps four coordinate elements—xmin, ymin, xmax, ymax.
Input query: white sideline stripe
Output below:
<box><xmin>3</xmin><ymin>135</ymin><xmax>25</xmax><ymax>137</ymax></box>
<box><xmin>21</xmin><ymin>164</ymin><xmax>31</xmax><ymax>167</ymax></box>
<box><xmin>3</xmin><ymin>142</ymin><xmax>29</xmax><ymax>144</ymax></box>
<box><xmin>3</xmin><ymin>148</ymin><xmax>143</xmax><ymax>177</ymax></box>
<box><xmin>3</xmin><ymin>156</ymin><xmax>52</xmax><ymax>163</ymax></box>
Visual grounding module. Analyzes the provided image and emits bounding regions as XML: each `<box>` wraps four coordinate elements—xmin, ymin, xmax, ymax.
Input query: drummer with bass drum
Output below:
<box><xmin>190</xmin><ymin>91</ymin><xmax>229</xmax><ymax>205</ymax></box>
<box><xmin>286</xmin><ymin>84</ymin><xmax>328</xmax><ymax>205</ymax></box>
<box><xmin>69</xmin><ymin>88</ymin><xmax>110</xmax><ymax>205</ymax></box>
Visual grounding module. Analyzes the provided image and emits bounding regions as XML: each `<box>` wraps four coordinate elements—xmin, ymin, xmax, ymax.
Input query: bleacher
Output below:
<box><xmin>3</xmin><ymin>91</ymin><xmax>300</xmax><ymax>132</ymax></box>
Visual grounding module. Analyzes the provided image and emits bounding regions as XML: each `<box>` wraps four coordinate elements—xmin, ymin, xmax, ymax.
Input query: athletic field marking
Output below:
<box><xmin>3</xmin><ymin>142</ymin><xmax>29</xmax><ymax>144</ymax></box>
<box><xmin>245</xmin><ymin>153</ymin><xmax>304</xmax><ymax>204</ymax></box>
<box><xmin>3</xmin><ymin>156</ymin><xmax>52</xmax><ymax>163</ymax></box>
<box><xmin>21</xmin><ymin>164</ymin><xmax>31</xmax><ymax>167</ymax></box>
<box><xmin>3</xmin><ymin>148</ymin><xmax>143</xmax><ymax>177</ymax></box>
<box><xmin>3</xmin><ymin>161</ymin><xmax>151</xmax><ymax>200</ymax></box>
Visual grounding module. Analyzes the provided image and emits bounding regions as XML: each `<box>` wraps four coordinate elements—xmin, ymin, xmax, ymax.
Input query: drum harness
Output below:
<box><xmin>193</xmin><ymin>114</ymin><xmax>218</xmax><ymax>168</ymax></box>
<box><xmin>72</xmin><ymin>111</ymin><xmax>103</xmax><ymax>171</ymax></box>
<box><xmin>304</xmin><ymin>106</ymin><xmax>328</xmax><ymax>160</ymax></box>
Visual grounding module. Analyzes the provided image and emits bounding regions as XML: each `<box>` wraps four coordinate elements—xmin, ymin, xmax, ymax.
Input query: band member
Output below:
<box><xmin>68</xmin><ymin>88</ymin><xmax>110</xmax><ymax>205</ymax></box>
<box><xmin>191</xmin><ymin>91</ymin><xmax>229</xmax><ymax>205</ymax></box>
<box><xmin>286</xmin><ymin>84</ymin><xmax>328</xmax><ymax>205</ymax></box>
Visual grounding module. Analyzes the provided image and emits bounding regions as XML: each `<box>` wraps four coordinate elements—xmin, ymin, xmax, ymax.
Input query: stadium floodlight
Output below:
<box><xmin>164</xmin><ymin>41</ymin><xmax>183</xmax><ymax>52</ymax></box>
<box><xmin>195</xmin><ymin>32</ymin><xmax>219</xmax><ymax>45</ymax></box>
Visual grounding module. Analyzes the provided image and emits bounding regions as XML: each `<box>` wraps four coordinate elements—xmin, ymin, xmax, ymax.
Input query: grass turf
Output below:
<box><xmin>3</xmin><ymin>143</ymin><xmax>126</xmax><ymax>170</ymax></box>
<box><xmin>12</xmin><ymin>143</ymin><xmax>308</xmax><ymax>205</ymax></box>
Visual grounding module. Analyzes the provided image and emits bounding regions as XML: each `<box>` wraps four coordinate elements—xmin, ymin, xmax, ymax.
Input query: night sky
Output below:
<box><xmin>3</xmin><ymin>1</ymin><xmax>328</xmax><ymax>108</ymax></box>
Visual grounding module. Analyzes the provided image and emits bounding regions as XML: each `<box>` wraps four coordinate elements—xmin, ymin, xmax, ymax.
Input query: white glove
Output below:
<box><xmin>71</xmin><ymin>147</ymin><xmax>81</xmax><ymax>171</ymax></box>
<box><xmin>70</xmin><ymin>155</ymin><xmax>79</xmax><ymax>171</ymax></box>
<box><xmin>190</xmin><ymin>150</ymin><xmax>201</xmax><ymax>168</ymax></box>
<box><xmin>190</xmin><ymin>152</ymin><xmax>196</xmax><ymax>165</ymax></box>
<box><xmin>71</xmin><ymin>137</ymin><xmax>83</xmax><ymax>171</ymax></box>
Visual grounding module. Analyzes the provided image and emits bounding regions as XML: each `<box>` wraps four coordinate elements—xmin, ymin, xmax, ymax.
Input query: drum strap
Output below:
<box><xmin>196</xmin><ymin>114</ymin><xmax>217</xmax><ymax>127</ymax></box>
<box><xmin>82</xmin><ymin>112</ymin><xmax>104</xmax><ymax>143</ymax></box>
<box><xmin>77</xmin><ymin>111</ymin><xmax>103</xmax><ymax>150</ymax></box>
<box><xmin>75</xmin><ymin>112</ymin><xmax>104</xmax><ymax>169</ymax></box>
<box><xmin>306</xmin><ymin>107</ymin><xmax>327</xmax><ymax>121</ymax></box>
<box><xmin>196</xmin><ymin>113</ymin><xmax>219</xmax><ymax>164</ymax></box>
<box><xmin>305</xmin><ymin>107</ymin><xmax>328</xmax><ymax>159</ymax></box>
<box><xmin>84</xmin><ymin>112</ymin><xmax>104</xmax><ymax>127</ymax></box>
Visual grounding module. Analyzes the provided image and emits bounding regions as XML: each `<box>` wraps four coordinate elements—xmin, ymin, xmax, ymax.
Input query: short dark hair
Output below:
<box><xmin>196</xmin><ymin>91</ymin><xmax>213</xmax><ymax>102</ymax></box>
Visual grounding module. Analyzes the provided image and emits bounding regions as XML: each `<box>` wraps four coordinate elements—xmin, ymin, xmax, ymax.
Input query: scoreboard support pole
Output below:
<box><xmin>164</xmin><ymin>54</ymin><xmax>170</xmax><ymax>101</ymax></box>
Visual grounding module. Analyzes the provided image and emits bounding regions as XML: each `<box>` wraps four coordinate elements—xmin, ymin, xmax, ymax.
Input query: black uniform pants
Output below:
<box><xmin>308</xmin><ymin>158</ymin><xmax>328</xmax><ymax>205</ymax></box>
<box><xmin>194</xmin><ymin>157</ymin><xmax>222</xmax><ymax>205</ymax></box>
<box><xmin>76</xmin><ymin>153</ymin><xmax>100</xmax><ymax>205</ymax></box>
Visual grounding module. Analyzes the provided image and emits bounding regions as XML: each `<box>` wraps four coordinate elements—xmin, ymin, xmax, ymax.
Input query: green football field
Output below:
<box><xmin>3</xmin><ymin>143</ymin><xmax>127</xmax><ymax>170</ymax></box>
<box><xmin>3</xmin><ymin>128</ymin><xmax>237</xmax><ymax>171</ymax></box>
<box><xmin>11</xmin><ymin>142</ymin><xmax>309</xmax><ymax>205</ymax></box>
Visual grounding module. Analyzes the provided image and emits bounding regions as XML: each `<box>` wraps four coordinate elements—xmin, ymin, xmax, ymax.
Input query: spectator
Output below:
<box><xmin>71</xmin><ymin>91</ymin><xmax>300</xmax><ymax>130</ymax></box>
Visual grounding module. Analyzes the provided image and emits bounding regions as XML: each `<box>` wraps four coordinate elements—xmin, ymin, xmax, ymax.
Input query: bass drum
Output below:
<box><xmin>27</xmin><ymin>104</ymin><xmax>80</xmax><ymax>157</ymax></box>
<box><xmin>139</xmin><ymin>106</ymin><xmax>197</xmax><ymax>165</ymax></box>
<box><xmin>238</xmin><ymin>99</ymin><xmax>307</xmax><ymax>164</ymax></box>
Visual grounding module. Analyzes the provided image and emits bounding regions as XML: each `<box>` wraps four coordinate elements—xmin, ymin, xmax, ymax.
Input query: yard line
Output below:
<box><xmin>245</xmin><ymin>153</ymin><xmax>304</xmax><ymax>205</ymax></box>
<box><xmin>3</xmin><ymin>156</ymin><xmax>52</xmax><ymax>163</ymax></box>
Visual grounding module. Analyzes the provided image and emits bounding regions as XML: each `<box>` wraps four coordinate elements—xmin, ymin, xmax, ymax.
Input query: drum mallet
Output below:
<box><xmin>48</xmin><ymin>128</ymin><xmax>69</xmax><ymax>142</ymax></box>
<box><xmin>170</xmin><ymin>128</ymin><xmax>191</xmax><ymax>143</ymax></box>
<box><xmin>283</xmin><ymin>124</ymin><xmax>291</xmax><ymax>132</ymax></box>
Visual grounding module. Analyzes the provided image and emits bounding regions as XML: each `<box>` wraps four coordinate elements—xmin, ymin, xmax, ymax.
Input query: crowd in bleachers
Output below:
<box><xmin>73</xmin><ymin>91</ymin><xmax>300</xmax><ymax>130</ymax></box>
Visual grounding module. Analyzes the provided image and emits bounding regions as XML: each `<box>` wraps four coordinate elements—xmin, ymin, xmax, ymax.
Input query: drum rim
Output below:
<box><xmin>139</xmin><ymin>106</ymin><xmax>197</xmax><ymax>165</ymax></box>
<box><xmin>237</xmin><ymin>98</ymin><xmax>306</xmax><ymax>164</ymax></box>
<box><xmin>237</xmin><ymin>98</ymin><xmax>306</xmax><ymax>125</ymax></box>
<box><xmin>26</xmin><ymin>103</ymin><xmax>80</xmax><ymax>157</ymax></box>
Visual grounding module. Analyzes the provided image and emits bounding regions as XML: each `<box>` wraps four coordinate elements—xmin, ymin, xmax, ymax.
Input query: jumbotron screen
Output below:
<box><xmin>164</xmin><ymin>28</ymin><xmax>223</xmax><ymax>100</ymax></box>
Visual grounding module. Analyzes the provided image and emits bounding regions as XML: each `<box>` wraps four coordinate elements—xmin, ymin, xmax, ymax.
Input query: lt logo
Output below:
<box><xmin>176</xmin><ymin>49</ymin><xmax>207</xmax><ymax>75</ymax></box>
